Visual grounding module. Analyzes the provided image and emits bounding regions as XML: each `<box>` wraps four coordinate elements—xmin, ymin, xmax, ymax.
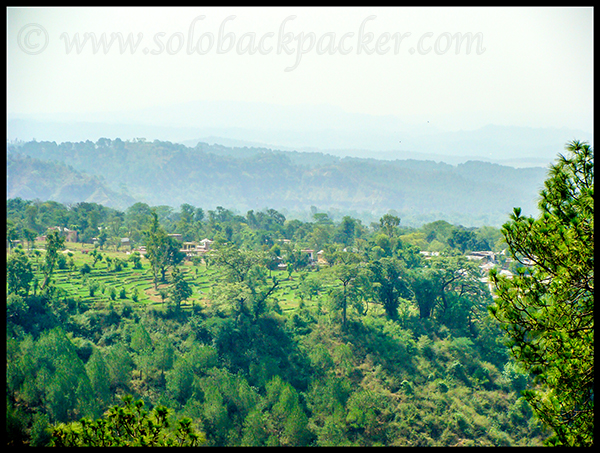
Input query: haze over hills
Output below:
<box><xmin>7</xmin><ymin>137</ymin><xmax>550</xmax><ymax>228</ymax></box>
<box><xmin>8</xmin><ymin>101</ymin><xmax>589</xmax><ymax>227</ymax></box>
<box><xmin>7</xmin><ymin>100</ymin><xmax>593</xmax><ymax>168</ymax></box>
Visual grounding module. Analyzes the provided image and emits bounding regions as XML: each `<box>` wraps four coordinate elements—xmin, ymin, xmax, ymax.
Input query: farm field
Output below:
<box><xmin>19</xmin><ymin>240</ymin><xmax>341</xmax><ymax>317</ymax></box>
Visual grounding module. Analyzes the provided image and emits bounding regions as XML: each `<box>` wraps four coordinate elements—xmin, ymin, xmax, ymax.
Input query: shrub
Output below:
<box><xmin>57</xmin><ymin>254</ymin><xmax>68</xmax><ymax>270</ymax></box>
<box><xmin>401</xmin><ymin>380</ymin><xmax>414</xmax><ymax>395</ymax></box>
<box><xmin>88</xmin><ymin>280</ymin><xmax>99</xmax><ymax>297</ymax></box>
<box><xmin>436</xmin><ymin>379</ymin><xmax>449</xmax><ymax>393</ymax></box>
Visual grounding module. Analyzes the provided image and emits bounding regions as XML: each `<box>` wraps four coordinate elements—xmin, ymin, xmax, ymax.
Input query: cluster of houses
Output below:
<box><xmin>275</xmin><ymin>240</ymin><xmax>328</xmax><ymax>268</ymax></box>
<box><xmin>463</xmin><ymin>249</ymin><xmax>530</xmax><ymax>279</ymax></box>
<box><xmin>35</xmin><ymin>226</ymin><xmax>78</xmax><ymax>243</ymax></box>
<box><xmin>420</xmin><ymin>249</ymin><xmax>518</xmax><ymax>276</ymax></box>
<box><xmin>419</xmin><ymin>248</ymin><xmax>536</xmax><ymax>295</ymax></box>
<box><xmin>463</xmin><ymin>251</ymin><xmax>514</xmax><ymax>294</ymax></box>
<box><xmin>22</xmin><ymin>227</ymin><xmax>331</xmax><ymax>268</ymax></box>
<box><xmin>172</xmin><ymin>237</ymin><xmax>214</xmax><ymax>258</ymax></box>
<box><xmin>127</xmin><ymin>236</ymin><xmax>215</xmax><ymax>259</ymax></box>
<box><xmin>16</xmin><ymin>227</ymin><xmax>529</xmax><ymax>287</ymax></box>
<box><xmin>25</xmin><ymin>227</ymin><xmax>216</xmax><ymax>260</ymax></box>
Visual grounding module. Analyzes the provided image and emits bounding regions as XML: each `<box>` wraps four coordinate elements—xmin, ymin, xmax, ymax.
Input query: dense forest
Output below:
<box><xmin>5</xmin><ymin>141</ymin><xmax>592</xmax><ymax>447</ymax></box>
<box><xmin>6</xmin><ymin>138</ymin><xmax>549</xmax><ymax>227</ymax></box>
<box><xmin>4</xmin><ymin>195</ymin><xmax>547</xmax><ymax>446</ymax></box>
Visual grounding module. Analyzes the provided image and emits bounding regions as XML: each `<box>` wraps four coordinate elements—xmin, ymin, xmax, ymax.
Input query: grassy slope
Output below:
<box><xmin>20</xmin><ymin>240</ymin><xmax>329</xmax><ymax>313</ymax></box>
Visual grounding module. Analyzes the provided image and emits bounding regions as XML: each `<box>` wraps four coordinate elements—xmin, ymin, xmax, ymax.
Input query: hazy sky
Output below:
<box><xmin>7</xmin><ymin>6</ymin><xmax>594</xmax><ymax>132</ymax></box>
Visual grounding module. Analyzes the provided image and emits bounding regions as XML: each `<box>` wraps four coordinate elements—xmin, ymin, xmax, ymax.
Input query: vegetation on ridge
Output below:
<box><xmin>7</xmin><ymin>138</ymin><xmax>548</xmax><ymax>227</ymax></box>
<box><xmin>6</xmin><ymin>141</ymin><xmax>592</xmax><ymax>446</ymax></box>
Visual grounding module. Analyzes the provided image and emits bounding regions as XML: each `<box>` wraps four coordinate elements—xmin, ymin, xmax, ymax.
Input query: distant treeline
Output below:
<box><xmin>6</xmin><ymin>138</ymin><xmax>549</xmax><ymax>227</ymax></box>
<box><xmin>6</xmin><ymin>195</ymin><xmax>548</xmax><ymax>447</ymax></box>
<box><xmin>6</xmin><ymin>198</ymin><xmax>508</xmax><ymax>256</ymax></box>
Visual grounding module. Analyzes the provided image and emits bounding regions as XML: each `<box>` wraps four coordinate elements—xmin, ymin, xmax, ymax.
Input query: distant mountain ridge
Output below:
<box><xmin>6</xmin><ymin>138</ymin><xmax>549</xmax><ymax>227</ymax></box>
<box><xmin>7</xmin><ymin>100</ymin><xmax>593</xmax><ymax>168</ymax></box>
<box><xmin>6</xmin><ymin>153</ymin><xmax>137</xmax><ymax>208</ymax></box>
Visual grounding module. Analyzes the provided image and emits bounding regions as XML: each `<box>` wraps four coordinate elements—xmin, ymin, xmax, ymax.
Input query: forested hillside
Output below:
<box><xmin>6</xmin><ymin>153</ymin><xmax>137</xmax><ymax>208</ymax></box>
<box><xmin>7</xmin><ymin>196</ymin><xmax>550</xmax><ymax>446</ymax></box>
<box><xmin>6</xmin><ymin>138</ymin><xmax>548</xmax><ymax>227</ymax></box>
<box><xmin>6</xmin><ymin>141</ymin><xmax>591</xmax><ymax>447</ymax></box>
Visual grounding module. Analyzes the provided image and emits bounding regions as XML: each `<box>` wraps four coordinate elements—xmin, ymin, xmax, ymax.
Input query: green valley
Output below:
<box><xmin>5</xmin><ymin>141</ymin><xmax>592</xmax><ymax>447</ymax></box>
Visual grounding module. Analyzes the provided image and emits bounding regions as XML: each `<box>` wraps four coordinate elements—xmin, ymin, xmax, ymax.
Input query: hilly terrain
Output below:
<box><xmin>8</xmin><ymin>100</ymin><xmax>593</xmax><ymax>168</ymax></box>
<box><xmin>6</xmin><ymin>138</ymin><xmax>549</xmax><ymax>227</ymax></box>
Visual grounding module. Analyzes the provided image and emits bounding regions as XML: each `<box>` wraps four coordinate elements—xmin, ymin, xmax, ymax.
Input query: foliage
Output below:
<box><xmin>6</xmin><ymin>192</ymin><xmax>555</xmax><ymax>447</ymax></box>
<box><xmin>7</xmin><ymin>328</ymin><xmax>94</xmax><ymax>424</ymax></box>
<box><xmin>368</xmin><ymin>257</ymin><xmax>412</xmax><ymax>320</ymax></box>
<box><xmin>489</xmin><ymin>140</ymin><xmax>594</xmax><ymax>446</ymax></box>
<box><xmin>210</xmin><ymin>243</ymin><xmax>279</xmax><ymax>323</ymax></box>
<box><xmin>143</xmin><ymin>211</ymin><xmax>185</xmax><ymax>289</ymax></box>
<box><xmin>7</xmin><ymin>249</ymin><xmax>34</xmax><ymax>296</ymax></box>
<box><xmin>327</xmin><ymin>257</ymin><xmax>364</xmax><ymax>328</ymax></box>
<box><xmin>7</xmin><ymin>138</ymin><xmax>548</xmax><ymax>226</ymax></box>
<box><xmin>49</xmin><ymin>395</ymin><xmax>205</xmax><ymax>447</ymax></box>
<box><xmin>40</xmin><ymin>230</ymin><xmax>65</xmax><ymax>290</ymax></box>
<box><xmin>169</xmin><ymin>267</ymin><xmax>193</xmax><ymax>310</ymax></box>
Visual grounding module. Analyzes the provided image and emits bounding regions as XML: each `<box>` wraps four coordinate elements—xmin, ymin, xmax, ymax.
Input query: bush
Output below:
<box><xmin>129</xmin><ymin>252</ymin><xmax>142</xmax><ymax>269</ymax></box>
<box><xmin>401</xmin><ymin>380</ymin><xmax>414</xmax><ymax>395</ymax></box>
<box><xmin>448</xmin><ymin>361</ymin><xmax>470</xmax><ymax>385</ymax></box>
<box><xmin>57</xmin><ymin>254</ymin><xmax>68</xmax><ymax>270</ymax></box>
<box><xmin>80</xmin><ymin>263</ymin><xmax>92</xmax><ymax>275</ymax></box>
<box><xmin>436</xmin><ymin>379</ymin><xmax>449</xmax><ymax>393</ymax></box>
<box><xmin>49</xmin><ymin>395</ymin><xmax>205</xmax><ymax>446</ymax></box>
<box><xmin>120</xmin><ymin>302</ymin><xmax>133</xmax><ymax>318</ymax></box>
<box><xmin>417</xmin><ymin>335</ymin><xmax>435</xmax><ymax>359</ymax></box>
<box><xmin>88</xmin><ymin>280</ymin><xmax>99</xmax><ymax>297</ymax></box>
<box><xmin>112</xmin><ymin>258</ymin><xmax>123</xmax><ymax>272</ymax></box>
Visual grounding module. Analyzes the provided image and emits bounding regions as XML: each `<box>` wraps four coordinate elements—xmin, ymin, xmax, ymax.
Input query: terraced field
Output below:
<box><xmin>23</xmin><ymin>241</ymin><xmax>335</xmax><ymax>315</ymax></box>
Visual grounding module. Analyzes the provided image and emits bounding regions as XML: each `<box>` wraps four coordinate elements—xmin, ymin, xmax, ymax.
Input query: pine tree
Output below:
<box><xmin>85</xmin><ymin>348</ymin><xmax>112</xmax><ymax>417</ymax></box>
<box><xmin>489</xmin><ymin>140</ymin><xmax>594</xmax><ymax>446</ymax></box>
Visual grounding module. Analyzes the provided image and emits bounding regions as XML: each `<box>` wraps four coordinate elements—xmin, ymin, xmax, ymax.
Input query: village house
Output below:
<box><xmin>199</xmin><ymin>238</ymin><xmax>214</xmax><ymax>250</ymax></box>
<box><xmin>46</xmin><ymin>226</ymin><xmax>78</xmax><ymax>243</ymax></box>
<box><xmin>180</xmin><ymin>238</ymin><xmax>214</xmax><ymax>259</ymax></box>
<box><xmin>180</xmin><ymin>242</ymin><xmax>203</xmax><ymax>258</ymax></box>
<box><xmin>465</xmin><ymin>250</ymin><xmax>496</xmax><ymax>263</ymax></box>
<box><xmin>181</xmin><ymin>242</ymin><xmax>198</xmax><ymax>252</ymax></box>
<box><xmin>6</xmin><ymin>239</ymin><xmax>22</xmax><ymax>250</ymax></box>
<box><xmin>479</xmin><ymin>261</ymin><xmax>496</xmax><ymax>274</ymax></box>
<box><xmin>301</xmin><ymin>249</ymin><xmax>315</xmax><ymax>262</ymax></box>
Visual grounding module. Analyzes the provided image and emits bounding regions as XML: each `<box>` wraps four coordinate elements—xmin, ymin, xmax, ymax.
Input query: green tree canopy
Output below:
<box><xmin>7</xmin><ymin>250</ymin><xmax>34</xmax><ymax>297</ymax></box>
<box><xmin>40</xmin><ymin>230</ymin><xmax>65</xmax><ymax>290</ymax></box>
<box><xmin>210</xmin><ymin>243</ymin><xmax>279</xmax><ymax>323</ymax></box>
<box><xmin>143</xmin><ymin>211</ymin><xmax>185</xmax><ymax>290</ymax></box>
<box><xmin>489</xmin><ymin>140</ymin><xmax>594</xmax><ymax>446</ymax></box>
<box><xmin>368</xmin><ymin>257</ymin><xmax>412</xmax><ymax>320</ymax></box>
<box><xmin>49</xmin><ymin>395</ymin><xmax>205</xmax><ymax>447</ymax></box>
<box><xmin>169</xmin><ymin>266</ymin><xmax>193</xmax><ymax>310</ymax></box>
